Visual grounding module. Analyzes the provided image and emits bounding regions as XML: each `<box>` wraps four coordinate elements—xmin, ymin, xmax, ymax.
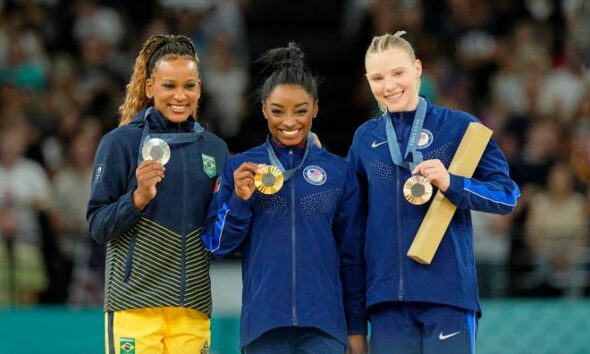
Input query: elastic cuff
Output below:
<box><xmin>347</xmin><ymin>315</ymin><xmax>368</xmax><ymax>336</ymax></box>
<box><xmin>226</xmin><ymin>192</ymin><xmax>252</xmax><ymax>220</ymax></box>
<box><xmin>441</xmin><ymin>174</ymin><xmax>464</xmax><ymax>206</ymax></box>
<box><xmin>125</xmin><ymin>191</ymin><xmax>145</xmax><ymax>216</ymax></box>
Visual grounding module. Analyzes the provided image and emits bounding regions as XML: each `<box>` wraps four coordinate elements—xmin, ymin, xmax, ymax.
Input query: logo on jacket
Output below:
<box><xmin>119</xmin><ymin>337</ymin><xmax>135</xmax><ymax>354</ymax></box>
<box><xmin>371</xmin><ymin>140</ymin><xmax>388</xmax><ymax>148</ymax></box>
<box><xmin>303</xmin><ymin>165</ymin><xmax>327</xmax><ymax>185</ymax></box>
<box><xmin>94</xmin><ymin>164</ymin><xmax>105</xmax><ymax>183</ymax></box>
<box><xmin>202</xmin><ymin>154</ymin><xmax>216</xmax><ymax>178</ymax></box>
<box><xmin>417</xmin><ymin>129</ymin><xmax>433</xmax><ymax>149</ymax></box>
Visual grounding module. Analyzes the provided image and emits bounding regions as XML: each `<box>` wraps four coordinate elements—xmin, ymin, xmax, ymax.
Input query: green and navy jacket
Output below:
<box><xmin>87</xmin><ymin>107</ymin><xmax>228</xmax><ymax>314</ymax></box>
<box><xmin>348</xmin><ymin>98</ymin><xmax>520</xmax><ymax>314</ymax></box>
<box><xmin>202</xmin><ymin>139</ymin><xmax>366</xmax><ymax>347</ymax></box>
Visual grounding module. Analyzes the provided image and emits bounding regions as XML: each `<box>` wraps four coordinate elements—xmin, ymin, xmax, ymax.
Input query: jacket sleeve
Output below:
<box><xmin>347</xmin><ymin>128</ymin><xmax>369</xmax><ymax>201</ymax></box>
<box><xmin>442</xmin><ymin>137</ymin><xmax>520</xmax><ymax>215</ymax></box>
<box><xmin>333</xmin><ymin>163</ymin><xmax>367</xmax><ymax>335</ymax></box>
<box><xmin>86</xmin><ymin>132</ymin><xmax>144</xmax><ymax>244</ymax></box>
<box><xmin>201</xmin><ymin>160</ymin><xmax>253</xmax><ymax>258</ymax></box>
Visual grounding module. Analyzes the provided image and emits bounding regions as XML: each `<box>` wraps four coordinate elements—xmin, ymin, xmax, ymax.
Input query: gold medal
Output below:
<box><xmin>403</xmin><ymin>174</ymin><xmax>433</xmax><ymax>205</ymax></box>
<box><xmin>254</xmin><ymin>165</ymin><xmax>284</xmax><ymax>195</ymax></box>
<box><xmin>142</xmin><ymin>138</ymin><xmax>171</xmax><ymax>165</ymax></box>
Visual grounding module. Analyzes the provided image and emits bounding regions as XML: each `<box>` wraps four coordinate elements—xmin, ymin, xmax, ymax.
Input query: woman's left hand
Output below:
<box><xmin>413</xmin><ymin>159</ymin><xmax>450</xmax><ymax>192</ymax></box>
<box><xmin>346</xmin><ymin>335</ymin><xmax>367</xmax><ymax>354</ymax></box>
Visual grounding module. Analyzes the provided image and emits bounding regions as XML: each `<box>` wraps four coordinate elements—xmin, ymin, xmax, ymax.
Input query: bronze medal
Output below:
<box><xmin>141</xmin><ymin>138</ymin><xmax>171</xmax><ymax>165</ymax></box>
<box><xmin>403</xmin><ymin>174</ymin><xmax>433</xmax><ymax>205</ymax></box>
<box><xmin>254</xmin><ymin>165</ymin><xmax>284</xmax><ymax>195</ymax></box>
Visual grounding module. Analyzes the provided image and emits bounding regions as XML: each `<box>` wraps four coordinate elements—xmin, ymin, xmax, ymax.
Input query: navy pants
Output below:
<box><xmin>369</xmin><ymin>302</ymin><xmax>478</xmax><ymax>354</ymax></box>
<box><xmin>242</xmin><ymin>327</ymin><xmax>345</xmax><ymax>354</ymax></box>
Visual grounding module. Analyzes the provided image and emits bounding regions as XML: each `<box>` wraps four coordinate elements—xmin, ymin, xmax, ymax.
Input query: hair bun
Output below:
<box><xmin>256</xmin><ymin>41</ymin><xmax>318</xmax><ymax>101</ymax></box>
<box><xmin>257</xmin><ymin>42</ymin><xmax>306</xmax><ymax>73</ymax></box>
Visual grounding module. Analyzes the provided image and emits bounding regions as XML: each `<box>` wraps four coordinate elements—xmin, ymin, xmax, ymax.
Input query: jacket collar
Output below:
<box><xmin>268</xmin><ymin>135</ymin><xmax>307</xmax><ymax>162</ymax></box>
<box><xmin>132</xmin><ymin>107</ymin><xmax>196</xmax><ymax>133</ymax></box>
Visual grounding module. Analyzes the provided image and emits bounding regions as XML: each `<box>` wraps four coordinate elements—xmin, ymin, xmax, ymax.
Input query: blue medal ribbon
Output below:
<box><xmin>385</xmin><ymin>97</ymin><xmax>427</xmax><ymax>171</ymax></box>
<box><xmin>266</xmin><ymin>133</ymin><xmax>314</xmax><ymax>182</ymax></box>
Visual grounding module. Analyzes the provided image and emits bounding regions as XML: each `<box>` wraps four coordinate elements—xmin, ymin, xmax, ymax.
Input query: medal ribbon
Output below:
<box><xmin>385</xmin><ymin>97</ymin><xmax>427</xmax><ymax>171</ymax></box>
<box><xmin>138</xmin><ymin>107</ymin><xmax>204</xmax><ymax>163</ymax></box>
<box><xmin>266</xmin><ymin>133</ymin><xmax>314</xmax><ymax>182</ymax></box>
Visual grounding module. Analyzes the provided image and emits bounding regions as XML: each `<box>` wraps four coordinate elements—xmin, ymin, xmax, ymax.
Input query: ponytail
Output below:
<box><xmin>118</xmin><ymin>34</ymin><xmax>200</xmax><ymax>125</ymax></box>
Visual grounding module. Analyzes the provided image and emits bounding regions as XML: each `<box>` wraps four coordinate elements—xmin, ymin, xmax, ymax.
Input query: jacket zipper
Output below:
<box><xmin>290</xmin><ymin>148</ymin><xmax>298</xmax><ymax>325</ymax></box>
<box><xmin>396</xmin><ymin>113</ymin><xmax>404</xmax><ymax>301</ymax></box>
<box><xmin>179</xmin><ymin>124</ymin><xmax>187</xmax><ymax>305</ymax></box>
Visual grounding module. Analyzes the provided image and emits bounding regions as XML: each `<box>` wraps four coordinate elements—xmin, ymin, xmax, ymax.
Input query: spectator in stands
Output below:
<box><xmin>49</xmin><ymin>131</ymin><xmax>101</xmax><ymax>306</ymax></box>
<box><xmin>202</xmin><ymin>30</ymin><xmax>248</xmax><ymax>142</ymax></box>
<box><xmin>525</xmin><ymin>162</ymin><xmax>588</xmax><ymax>297</ymax></box>
<box><xmin>0</xmin><ymin>122</ymin><xmax>50</xmax><ymax>305</ymax></box>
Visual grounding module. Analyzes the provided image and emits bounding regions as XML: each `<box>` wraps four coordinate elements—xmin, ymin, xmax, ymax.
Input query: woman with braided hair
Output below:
<box><xmin>87</xmin><ymin>34</ymin><xmax>228</xmax><ymax>354</ymax></box>
<box><xmin>202</xmin><ymin>42</ymin><xmax>367</xmax><ymax>354</ymax></box>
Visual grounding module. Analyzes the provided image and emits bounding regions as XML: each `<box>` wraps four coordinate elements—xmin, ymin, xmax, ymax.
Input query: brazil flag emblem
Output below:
<box><xmin>202</xmin><ymin>154</ymin><xmax>216</xmax><ymax>178</ymax></box>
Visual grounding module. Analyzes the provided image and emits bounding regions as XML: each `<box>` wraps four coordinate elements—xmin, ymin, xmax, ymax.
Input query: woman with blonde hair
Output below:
<box><xmin>348</xmin><ymin>31</ymin><xmax>520</xmax><ymax>353</ymax></box>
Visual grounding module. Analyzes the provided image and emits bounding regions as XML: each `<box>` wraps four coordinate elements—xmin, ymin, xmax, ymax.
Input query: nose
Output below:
<box><xmin>173</xmin><ymin>87</ymin><xmax>187</xmax><ymax>100</ymax></box>
<box><xmin>283</xmin><ymin>113</ymin><xmax>297</xmax><ymax>127</ymax></box>
<box><xmin>384</xmin><ymin>76</ymin><xmax>396</xmax><ymax>91</ymax></box>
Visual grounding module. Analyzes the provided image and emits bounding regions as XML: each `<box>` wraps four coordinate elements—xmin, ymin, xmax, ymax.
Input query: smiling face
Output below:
<box><xmin>263</xmin><ymin>84</ymin><xmax>318</xmax><ymax>147</ymax></box>
<box><xmin>145</xmin><ymin>57</ymin><xmax>201</xmax><ymax>123</ymax></box>
<box><xmin>365</xmin><ymin>47</ymin><xmax>422</xmax><ymax>112</ymax></box>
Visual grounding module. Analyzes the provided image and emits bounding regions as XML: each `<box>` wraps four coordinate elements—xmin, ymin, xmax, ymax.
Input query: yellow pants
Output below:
<box><xmin>105</xmin><ymin>307</ymin><xmax>210</xmax><ymax>354</ymax></box>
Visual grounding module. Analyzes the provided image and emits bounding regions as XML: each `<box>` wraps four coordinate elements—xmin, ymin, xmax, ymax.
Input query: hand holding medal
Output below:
<box><xmin>233</xmin><ymin>162</ymin><xmax>264</xmax><ymax>201</ymax></box>
<box><xmin>409</xmin><ymin>159</ymin><xmax>450</xmax><ymax>205</ymax></box>
<box><xmin>134</xmin><ymin>160</ymin><xmax>166</xmax><ymax>212</ymax></box>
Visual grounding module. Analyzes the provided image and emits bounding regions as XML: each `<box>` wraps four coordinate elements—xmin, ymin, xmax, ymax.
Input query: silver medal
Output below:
<box><xmin>141</xmin><ymin>138</ymin><xmax>171</xmax><ymax>165</ymax></box>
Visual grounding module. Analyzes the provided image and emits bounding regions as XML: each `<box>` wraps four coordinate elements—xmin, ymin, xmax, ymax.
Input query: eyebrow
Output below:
<box><xmin>270</xmin><ymin>102</ymin><xmax>309</xmax><ymax>108</ymax></box>
<box><xmin>368</xmin><ymin>66</ymin><xmax>407</xmax><ymax>75</ymax></box>
<box><xmin>160</xmin><ymin>77</ymin><xmax>198</xmax><ymax>82</ymax></box>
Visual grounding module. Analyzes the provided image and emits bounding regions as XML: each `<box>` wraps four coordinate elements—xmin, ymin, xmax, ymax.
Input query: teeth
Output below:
<box><xmin>171</xmin><ymin>105</ymin><xmax>186</xmax><ymax>110</ymax></box>
<box><xmin>281</xmin><ymin>130</ymin><xmax>299</xmax><ymax>136</ymax></box>
<box><xmin>385</xmin><ymin>92</ymin><xmax>403</xmax><ymax>100</ymax></box>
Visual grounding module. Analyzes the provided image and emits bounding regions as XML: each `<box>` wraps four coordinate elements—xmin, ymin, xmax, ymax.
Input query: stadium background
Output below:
<box><xmin>0</xmin><ymin>0</ymin><xmax>589</xmax><ymax>353</ymax></box>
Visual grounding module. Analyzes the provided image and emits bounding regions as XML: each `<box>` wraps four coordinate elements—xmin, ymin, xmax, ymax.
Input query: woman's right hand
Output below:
<box><xmin>233</xmin><ymin>162</ymin><xmax>261</xmax><ymax>201</ymax></box>
<box><xmin>133</xmin><ymin>160</ymin><xmax>165</xmax><ymax>211</ymax></box>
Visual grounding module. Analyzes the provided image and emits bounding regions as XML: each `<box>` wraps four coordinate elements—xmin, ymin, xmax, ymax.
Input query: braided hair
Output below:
<box><xmin>365</xmin><ymin>30</ymin><xmax>416</xmax><ymax>61</ymax></box>
<box><xmin>118</xmin><ymin>34</ymin><xmax>200</xmax><ymax>125</ymax></box>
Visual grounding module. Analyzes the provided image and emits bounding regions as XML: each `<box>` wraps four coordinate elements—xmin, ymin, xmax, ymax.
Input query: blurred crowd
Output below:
<box><xmin>0</xmin><ymin>0</ymin><xmax>588</xmax><ymax>308</ymax></box>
